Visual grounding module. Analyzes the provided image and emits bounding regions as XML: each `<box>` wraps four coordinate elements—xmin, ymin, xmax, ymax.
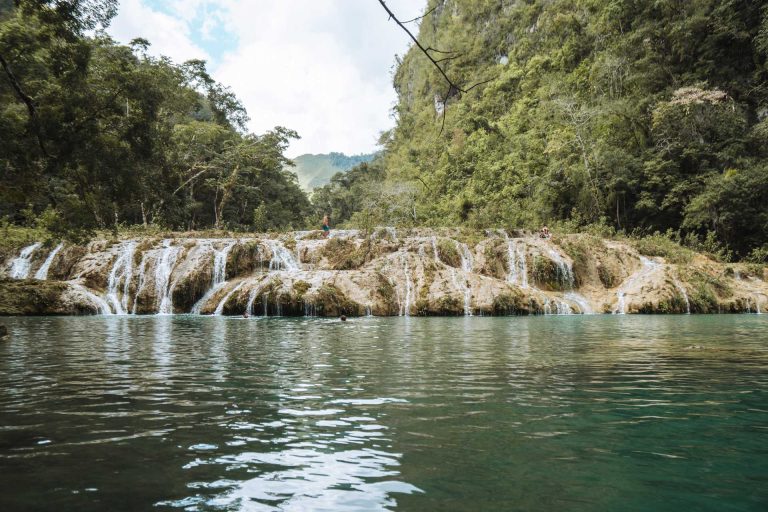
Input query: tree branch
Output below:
<box><xmin>0</xmin><ymin>52</ymin><xmax>48</xmax><ymax>156</ymax></box>
<box><xmin>377</xmin><ymin>0</ymin><xmax>497</xmax><ymax>134</ymax></box>
<box><xmin>402</xmin><ymin>5</ymin><xmax>436</xmax><ymax>24</ymax></box>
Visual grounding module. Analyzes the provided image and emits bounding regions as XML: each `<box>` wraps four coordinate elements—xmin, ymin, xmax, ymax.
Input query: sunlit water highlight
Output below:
<box><xmin>1</xmin><ymin>316</ymin><xmax>767</xmax><ymax>511</ymax></box>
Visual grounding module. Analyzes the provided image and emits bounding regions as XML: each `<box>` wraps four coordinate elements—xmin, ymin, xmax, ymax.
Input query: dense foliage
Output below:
<box><xmin>318</xmin><ymin>0</ymin><xmax>768</xmax><ymax>259</ymax></box>
<box><xmin>0</xmin><ymin>0</ymin><xmax>310</xmax><ymax>237</ymax></box>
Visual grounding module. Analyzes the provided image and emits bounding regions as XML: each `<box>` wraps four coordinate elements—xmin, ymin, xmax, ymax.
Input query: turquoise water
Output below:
<box><xmin>0</xmin><ymin>316</ymin><xmax>767</xmax><ymax>511</ymax></box>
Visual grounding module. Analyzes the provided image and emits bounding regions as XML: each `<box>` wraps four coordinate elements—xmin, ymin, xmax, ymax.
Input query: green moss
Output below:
<box><xmin>597</xmin><ymin>264</ymin><xmax>615</xmax><ymax>288</ymax></box>
<box><xmin>0</xmin><ymin>279</ymin><xmax>70</xmax><ymax>315</ymax></box>
<box><xmin>436</xmin><ymin>239</ymin><xmax>461</xmax><ymax>268</ymax></box>
<box><xmin>632</xmin><ymin>234</ymin><xmax>694</xmax><ymax>264</ymax></box>
<box><xmin>375</xmin><ymin>272</ymin><xmax>399</xmax><ymax>315</ymax></box>
<box><xmin>322</xmin><ymin>238</ymin><xmax>372</xmax><ymax>270</ymax></box>
<box><xmin>311</xmin><ymin>284</ymin><xmax>362</xmax><ymax>316</ymax></box>
<box><xmin>491</xmin><ymin>291</ymin><xmax>530</xmax><ymax>315</ymax></box>
<box><xmin>481</xmin><ymin>240</ymin><xmax>507</xmax><ymax>280</ymax></box>
<box><xmin>434</xmin><ymin>295</ymin><xmax>463</xmax><ymax>315</ymax></box>
<box><xmin>531</xmin><ymin>256</ymin><xmax>565</xmax><ymax>291</ymax></box>
<box><xmin>293</xmin><ymin>280</ymin><xmax>311</xmax><ymax>298</ymax></box>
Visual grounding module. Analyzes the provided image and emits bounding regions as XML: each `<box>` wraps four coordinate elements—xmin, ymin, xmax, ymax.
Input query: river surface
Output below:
<box><xmin>0</xmin><ymin>316</ymin><xmax>767</xmax><ymax>511</ymax></box>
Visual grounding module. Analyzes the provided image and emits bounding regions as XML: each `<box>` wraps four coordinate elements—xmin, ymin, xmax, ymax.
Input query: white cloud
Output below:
<box><xmin>110</xmin><ymin>0</ymin><xmax>424</xmax><ymax>156</ymax></box>
<box><xmin>109</xmin><ymin>0</ymin><xmax>211</xmax><ymax>64</ymax></box>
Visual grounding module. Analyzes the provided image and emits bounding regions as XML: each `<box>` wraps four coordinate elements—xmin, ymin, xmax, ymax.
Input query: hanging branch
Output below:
<box><xmin>376</xmin><ymin>0</ymin><xmax>495</xmax><ymax>133</ymax></box>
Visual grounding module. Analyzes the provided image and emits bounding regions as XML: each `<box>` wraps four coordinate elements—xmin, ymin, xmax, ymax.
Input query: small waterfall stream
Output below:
<box><xmin>155</xmin><ymin>240</ymin><xmax>182</xmax><ymax>315</ymax></box>
<box><xmin>672</xmin><ymin>273</ymin><xmax>691</xmax><ymax>314</ymax></box>
<box><xmin>191</xmin><ymin>241</ymin><xmax>236</xmax><ymax>314</ymax></box>
<box><xmin>501</xmin><ymin>231</ymin><xmax>528</xmax><ymax>288</ymax></box>
<box><xmin>614</xmin><ymin>256</ymin><xmax>660</xmax><ymax>314</ymax></box>
<box><xmin>34</xmin><ymin>243</ymin><xmax>63</xmax><ymax>280</ymax></box>
<box><xmin>399</xmin><ymin>251</ymin><xmax>413</xmax><ymax>316</ymax></box>
<box><xmin>455</xmin><ymin>241</ymin><xmax>474</xmax><ymax>316</ymax></box>
<box><xmin>105</xmin><ymin>241</ymin><xmax>136</xmax><ymax>315</ymax></box>
<box><xmin>267</xmin><ymin>240</ymin><xmax>301</xmax><ymax>271</ymax></box>
<box><xmin>214</xmin><ymin>281</ymin><xmax>246</xmax><ymax>316</ymax></box>
<box><xmin>9</xmin><ymin>243</ymin><xmax>42</xmax><ymax>279</ymax></box>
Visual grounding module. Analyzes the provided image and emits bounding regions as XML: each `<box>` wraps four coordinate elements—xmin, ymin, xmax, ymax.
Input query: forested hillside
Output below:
<box><xmin>324</xmin><ymin>0</ymin><xmax>768</xmax><ymax>260</ymax></box>
<box><xmin>291</xmin><ymin>152</ymin><xmax>375</xmax><ymax>190</ymax></box>
<box><xmin>0</xmin><ymin>0</ymin><xmax>310</xmax><ymax>238</ymax></box>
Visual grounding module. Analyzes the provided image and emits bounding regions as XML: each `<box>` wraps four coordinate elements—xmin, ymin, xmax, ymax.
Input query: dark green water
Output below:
<box><xmin>0</xmin><ymin>316</ymin><xmax>767</xmax><ymax>511</ymax></box>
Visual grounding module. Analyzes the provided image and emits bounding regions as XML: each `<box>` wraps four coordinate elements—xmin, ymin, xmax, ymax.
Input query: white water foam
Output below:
<box><xmin>34</xmin><ymin>242</ymin><xmax>63</xmax><ymax>280</ymax></box>
<box><xmin>9</xmin><ymin>243</ymin><xmax>41</xmax><ymax>279</ymax></box>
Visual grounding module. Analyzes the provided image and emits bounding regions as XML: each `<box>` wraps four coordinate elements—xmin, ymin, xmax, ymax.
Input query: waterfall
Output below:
<box><xmin>105</xmin><ymin>241</ymin><xmax>136</xmax><ymax>315</ymax></box>
<box><xmin>9</xmin><ymin>243</ymin><xmax>42</xmax><ymax>279</ymax></box>
<box><xmin>34</xmin><ymin>243</ymin><xmax>63</xmax><ymax>280</ymax></box>
<box><xmin>267</xmin><ymin>240</ymin><xmax>300</xmax><ymax>271</ymax></box>
<box><xmin>190</xmin><ymin>241</ymin><xmax>237</xmax><ymax>314</ymax></box>
<box><xmin>542</xmin><ymin>297</ymin><xmax>573</xmax><ymax>315</ymax></box>
<box><xmin>672</xmin><ymin>274</ymin><xmax>691</xmax><ymax>314</ymax></box>
<box><xmin>755</xmin><ymin>295</ymin><xmax>763</xmax><ymax>315</ymax></box>
<box><xmin>214</xmin><ymin>281</ymin><xmax>245</xmax><ymax>316</ymax></box>
<box><xmin>132</xmin><ymin>251</ymin><xmax>151</xmax><ymax>314</ymax></box>
<box><xmin>547</xmin><ymin>248</ymin><xmax>575</xmax><ymax>289</ymax></box>
<box><xmin>155</xmin><ymin>240</ymin><xmax>181</xmax><ymax>315</ymax></box>
<box><xmin>614</xmin><ymin>256</ymin><xmax>660</xmax><ymax>314</ymax></box>
<box><xmin>502</xmin><ymin>234</ymin><xmax>529</xmax><ymax>288</ymax></box>
<box><xmin>245</xmin><ymin>286</ymin><xmax>260</xmax><ymax>316</ymax></box>
<box><xmin>71</xmin><ymin>283</ymin><xmax>112</xmax><ymax>315</ymax></box>
<box><xmin>400</xmin><ymin>251</ymin><xmax>413</xmax><ymax>316</ymax></box>
<box><xmin>455</xmin><ymin>241</ymin><xmax>474</xmax><ymax>316</ymax></box>
<box><xmin>431</xmin><ymin>236</ymin><xmax>440</xmax><ymax>261</ymax></box>
<box><xmin>564</xmin><ymin>291</ymin><xmax>593</xmax><ymax>314</ymax></box>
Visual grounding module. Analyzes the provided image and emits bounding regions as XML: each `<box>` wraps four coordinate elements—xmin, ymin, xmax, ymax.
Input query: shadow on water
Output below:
<box><xmin>0</xmin><ymin>315</ymin><xmax>767</xmax><ymax>511</ymax></box>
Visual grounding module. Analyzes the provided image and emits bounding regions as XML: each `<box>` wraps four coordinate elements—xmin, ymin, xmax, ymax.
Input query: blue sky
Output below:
<box><xmin>108</xmin><ymin>0</ymin><xmax>423</xmax><ymax>156</ymax></box>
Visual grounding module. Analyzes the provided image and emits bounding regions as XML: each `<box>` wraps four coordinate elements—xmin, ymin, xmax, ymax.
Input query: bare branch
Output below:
<box><xmin>377</xmin><ymin>0</ymin><xmax>497</xmax><ymax>134</ymax></box>
<box><xmin>402</xmin><ymin>5</ymin><xmax>436</xmax><ymax>24</ymax></box>
<box><xmin>424</xmin><ymin>46</ymin><xmax>457</xmax><ymax>55</ymax></box>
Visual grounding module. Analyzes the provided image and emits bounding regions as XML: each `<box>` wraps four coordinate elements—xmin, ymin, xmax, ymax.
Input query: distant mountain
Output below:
<box><xmin>289</xmin><ymin>152</ymin><xmax>376</xmax><ymax>191</ymax></box>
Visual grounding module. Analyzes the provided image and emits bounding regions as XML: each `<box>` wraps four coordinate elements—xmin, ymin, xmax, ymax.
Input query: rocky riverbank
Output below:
<box><xmin>1</xmin><ymin>229</ymin><xmax>766</xmax><ymax>316</ymax></box>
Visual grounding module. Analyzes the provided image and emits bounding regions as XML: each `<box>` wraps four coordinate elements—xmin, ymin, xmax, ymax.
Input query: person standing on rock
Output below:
<box><xmin>322</xmin><ymin>214</ymin><xmax>331</xmax><ymax>238</ymax></box>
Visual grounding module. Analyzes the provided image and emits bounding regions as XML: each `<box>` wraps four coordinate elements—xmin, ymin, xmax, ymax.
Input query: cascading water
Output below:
<box><xmin>399</xmin><ymin>251</ymin><xmax>413</xmax><ymax>316</ymax></box>
<box><xmin>214</xmin><ymin>281</ymin><xmax>245</xmax><ymax>316</ymax></box>
<box><xmin>34</xmin><ymin>243</ymin><xmax>63</xmax><ymax>280</ymax></box>
<box><xmin>105</xmin><ymin>241</ymin><xmax>136</xmax><ymax>315</ymax></box>
<box><xmin>547</xmin><ymin>248</ymin><xmax>575</xmax><ymax>289</ymax></box>
<box><xmin>71</xmin><ymin>283</ymin><xmax>112</xmax><ymax>315</ymax></box>
<box><xmin>455</xmin><ymin>241</ymin><xmax>474</xmax><ymax>316</ymax></box>
<box><xmin>614</xmin><ymin>256</ymin><xmax>660</xmax><ymax>314</ymax></box>
<box><xmin>672</xmin><ymin>273</ymin><xmax>691</xmax><ymax>314</ymax></box>
<box><xmin>190</xmin><ymin>241</ymin><xmax>237</xmax><ymax>314</ymax></box>
<box><xmin>268</xmin><ymin>240</ymin><xmax>301</xmax><ymax>271</ymax></box>
<box><xmin>431</xmin><ymin>237</ymin><xmax>440</xmax><ymax>261</ymax></box>
<box><xmin>564</xmin><ymin>292</ymin><xmax>593</xmax><ymax>314</ymax></box>
<box><xmin>500</xmin><ymin>231</ymin><xmax>528</xmax><ymax>288</ymax></box>
<box><xmin>9</xmin><ymin>243</ymin><xmax>42</xmax><ymax>279</ymax></box>
<box><xmin>246</xmin><ymin>286</ymin><xmax>260</xmax><ymax>316</ymax></box>
<box><xmin>155</xmin><ymin>240</ymin><xmax>181</xmax><ymax>315</ymax></box>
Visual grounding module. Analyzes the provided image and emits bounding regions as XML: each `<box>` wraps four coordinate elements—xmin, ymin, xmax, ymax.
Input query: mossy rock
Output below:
<box><xmin>0</xmin><ymin>279</ymin><xmax>70</xmax><ymax>315</ymax></box>
<box><xmin>322</xmin><ymin>238</ymin><xmax>366</xmax><ymax>270</ymax></box>
<box><xmin>227</xmin><ymin>240</ymin><xmax>266</xmax><ymax>278</ymax></box>
<box><xmin>172</xmin><ymin>265</ymin><xmax>214</xmax><ymax>313</ymax></box>
<box><xmin>374</xmin><ymin>272</ymin><xmax>399</xmax><ymax>315</ymax></box>
<box><xmin>480</xmin><ymin>240</ymin><xmax>508</xmax><ymax>280</ymax></box>
<box><xmin>597</xmin><ymin>264</ymin><xmax>615</xmax><ymax>288</ymax></box>
<box><xmin>433</xmin><ymin>295</ymin><xmax>464</xmax><ymax>316</ymax></box>
<box><xmin>310</xmin><ymin>284</ymin><xmax>362</xmax><ymax>317</ymax></box>
<box><xmin>531</xmin><ymin>256</ymin><xmax>566</xmax><ymax>291</ymax></box>
<box><xmin>436</xmin><ymin>239</ymin><xmax>461</xmax><ymax>268</ymax></box>
<box><xmin>491</xmin><ymin>291</ymin><xmax>531</xmax><ymax>316</ymax></box>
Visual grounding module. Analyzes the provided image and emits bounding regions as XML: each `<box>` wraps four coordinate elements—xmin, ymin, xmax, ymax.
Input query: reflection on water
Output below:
<box><xmin>0</xmin><ymin>316</ymin><xmax>767</xmax><ymax>511</ymax></box>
